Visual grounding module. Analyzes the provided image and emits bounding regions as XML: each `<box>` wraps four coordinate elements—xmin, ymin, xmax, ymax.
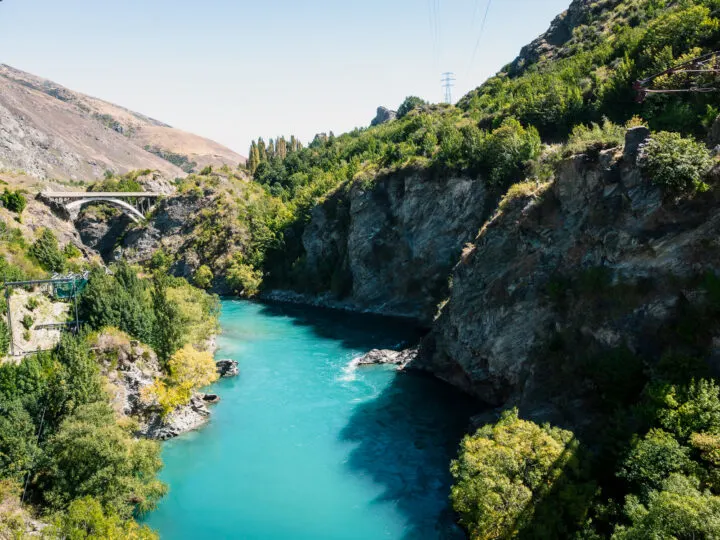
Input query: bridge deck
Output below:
<box><xmin>42</xmin><ymin>192</ymin><xmax>161</xmax><ymax>198</ymax></box>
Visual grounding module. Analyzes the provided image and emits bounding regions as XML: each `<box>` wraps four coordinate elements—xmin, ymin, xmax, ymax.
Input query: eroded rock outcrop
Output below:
<box><xmin>412</xmin><ymin>132</ymin><xmax>720</xmax><ymax>429</ymax></box>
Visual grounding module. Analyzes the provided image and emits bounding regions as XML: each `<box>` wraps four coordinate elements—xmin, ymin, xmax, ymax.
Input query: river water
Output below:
<box><xmin>145</xmin><ymin>300</ymin><xmax>476</xmax><ymax>539</ymax></box>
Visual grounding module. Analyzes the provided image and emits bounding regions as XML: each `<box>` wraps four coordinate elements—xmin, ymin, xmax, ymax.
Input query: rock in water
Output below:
<box><xmin>355</xmin><ymin>348</ymin><xmax>418</xmax><ymax>369</ymax></box>
<box><xmin>216</xmin><ymin>359</ymin><xmax>239</xmax><ymax>378</ymax></box>
<box><xmin>201</xmin><ymin>393</ymin><xmax>221</xmax><ymax>404</ymax></box>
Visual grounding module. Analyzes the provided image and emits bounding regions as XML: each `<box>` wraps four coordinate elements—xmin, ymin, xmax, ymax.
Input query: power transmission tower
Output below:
<box><xmin>441</xmin><ymin>72</ymin><xmax>456</xmax><ymax>104</ymax></box>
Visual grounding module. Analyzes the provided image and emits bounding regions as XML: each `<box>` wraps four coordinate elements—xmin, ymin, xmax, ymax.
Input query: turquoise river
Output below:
<box><xmin>145</xmin><ymin>300</ymin><xmax>476</xmax><ymax>539</ymax></box>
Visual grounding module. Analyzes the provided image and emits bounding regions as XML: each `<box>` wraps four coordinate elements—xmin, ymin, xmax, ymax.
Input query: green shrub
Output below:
<box><xmin>193</xmin><ymin>265</ymin><xmax>214</xmax><ymax>290</ymax></box>
<box><xmin>639</xmin><ymin>132</ymin><xmax>714</xmax><ymax>195</ymax></box>
<box><xmin>63</xmin><ymin>243</ymin><xmax>82</xmax><ymax>259</ymax></box>
<box><xmin>199</xmin><ymin>165</ymin><xmax>213</xmax><ymax>176</ymax></box>
<box><xmin>149</xmin><ymin>249</ymin><xmax>171</xmax><ymax>271</ymax></box>
<box><xmin>50</xmin><ymin>496</ymin><xmax>158</xmax><ymax>539</ymax></box>
<box><xmin>564</xmin><ymin>119</ymin><xmax>626</xmax><ymax>157</ymax></box>
<box><xmin>0</xmin><ymin>189</ymin><xmax>26</xmax><ymax>214</ymax></box>
<box><xmin>25</xmin><ymin>297</ymin><xmax>39</xmax><ymax>311</ymax></box>
<box><xmin>0</xmin><ymin>320</ymin><xmax>9</xmax><ymax>356</ymax></box>
<box><xmin>29</xmin><ymin>228</ymin><xmax>66</xmax><ymax>273</ymax></box>
<box><xmin>21</xmin><ymin>314</ymin><xmax>32</xmax><ymax>331</ymax></box>
<box><xmin>227</xmin><ymin>256</ymin><xmax>262</xmax><ymax>296</ymax></box>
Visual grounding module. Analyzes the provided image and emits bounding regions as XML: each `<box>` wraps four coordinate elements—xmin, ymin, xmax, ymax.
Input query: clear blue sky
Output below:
<box><xmin>0</xmin><ymin>0</ymin><xmax>570</xmax><ymax>155</ymax></box>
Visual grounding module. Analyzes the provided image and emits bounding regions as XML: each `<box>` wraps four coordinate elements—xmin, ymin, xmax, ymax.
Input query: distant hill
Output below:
<box><xmin>0</xmin><ymin>64</ymin><xmax>245</xmax><ymax>180</ymax></box>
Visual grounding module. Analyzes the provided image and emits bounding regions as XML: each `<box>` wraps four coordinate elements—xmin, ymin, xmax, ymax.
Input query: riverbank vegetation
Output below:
<box><xmin>0</xmin><ymin>235</ymin><xmax>219</xmax><ymax>535</ymax></box>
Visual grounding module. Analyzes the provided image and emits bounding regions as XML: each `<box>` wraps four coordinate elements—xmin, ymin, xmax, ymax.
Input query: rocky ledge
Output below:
<box><xmin>140</xmin><ymin>394</ymin><xmax>211</xmax><ymax>441</ymax></box>
<box><xmin>216</xmin><ymin>359</ymin><xmax>239</xmax><ymax>378</ymax></box>
<box><xmin>355</xmin><ymin>348</ymin><xmax>418</xmax><ymax>369</ymax></box>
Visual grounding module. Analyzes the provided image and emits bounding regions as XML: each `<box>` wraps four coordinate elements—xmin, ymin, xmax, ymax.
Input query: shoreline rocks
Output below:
<box><xmin>141</xmin><ymin>394</ymin><xmax>211</xmax><ymax>441</ymax></box>
<box><xmin>216</xmin><ymin>359</ymin><xmax>239</xmax><ymax>378</ymax></box>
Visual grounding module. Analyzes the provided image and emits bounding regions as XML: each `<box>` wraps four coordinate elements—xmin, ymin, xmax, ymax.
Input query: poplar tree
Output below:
<box><xmin>276</xmin><ymin>137</ymin><xmax>287</xmax><ymax>160</ymax></box>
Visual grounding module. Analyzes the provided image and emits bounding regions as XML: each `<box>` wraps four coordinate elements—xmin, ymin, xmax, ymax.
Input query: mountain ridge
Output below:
<box><xmin>0</xmin><ymin>64</ymin><xmax>245</xmax><ymax>180</ymax></box>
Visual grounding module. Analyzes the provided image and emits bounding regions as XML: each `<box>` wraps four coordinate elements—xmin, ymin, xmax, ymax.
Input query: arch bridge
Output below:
<box><xmin>40</xmin><ymin>192</ymin><xmax>161</xmax><ymax>223</ymax></box>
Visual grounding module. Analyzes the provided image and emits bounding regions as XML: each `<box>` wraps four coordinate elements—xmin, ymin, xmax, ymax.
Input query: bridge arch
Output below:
<box><xmin>64</xmin><ymin>197</ymin><xmax>146</xmax><ymax>223</ymax></box>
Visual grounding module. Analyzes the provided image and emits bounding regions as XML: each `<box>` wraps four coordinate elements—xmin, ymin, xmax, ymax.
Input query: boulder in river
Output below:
<box><xmin>201</xmin><ymin>393</ymin><xmax>221</xmax><ymax>404</ymax></box>
<box><xmin>216</xmin><ymin>359</ymin><xmax>239</xmax><ymax>378</ymax></box>
<box><xmin>355</xmin><ymin>348</ymin><xmax>418</xmax><ymax>369</ymax></box>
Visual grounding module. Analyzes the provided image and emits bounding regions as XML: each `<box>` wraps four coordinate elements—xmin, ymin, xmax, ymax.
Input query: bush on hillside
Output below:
<box><xmin>639</xmin><ymin>132</ymin><xmax>714</xmax><ymax>195</ymax></box>
<box><xmin>227</xmin><ymin>255</ymin><xmax>262</xmax><ymax>296</ymax></box>
<box><xmin>50</xmin><ymin>496</ymin><xmax>158</xmax><ymax>540</ymax></box>
<box><xmin>193</xmin><ymin>265</ymin><xmax>214</xmax><ymax>290</ymax></box>
<box><xmin>0</xmin><ymin>190</ymin><xmax>26</xmax><ymax>214</ymax></box>
<box><xmin>29</xmin><ymin>228</ymin><xmax>65</xmax><ymax>273</ymax></box>
<box><xmin>564</xmin><ymin>119</ymin><xmax>626</xmax><ymax>157</ymax></box>
<box><xmin>397</xmin><ymin>96</ymin><xmax>427</xmax><ymax>119</ymax></box>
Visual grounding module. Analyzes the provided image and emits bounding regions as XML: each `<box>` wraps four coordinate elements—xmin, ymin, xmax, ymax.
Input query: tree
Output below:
<box><xmin>639</xmin><ymin>131</ymin><xmax>714</xmax><ymax>195</ymax></box>
<box><xmin>151</xmin><ymin>274</ymin><xmax>183</xmax><ymax>364</ymax></box>
<box><xmin>53</xmin><ymin>333</ymin><xmax>104</xmax><ymax>414</ymax></box>
<box><xmin>168</xmin><ymin>344</ymin><xmax>218</xmax><ymax>390</ymax></box>
<box><xmin>29</xmin><ymin>228</ymin><xmax>65</xmax><ymax>273</ymax></box>
<box><xmin>247</xmin><ymin>141</ymin><xmax>260</xmax><ymax>174</ymax></box>
<box><xmin>0</xmin><ymin>399</ymin><xmax>38</xmax><ymax>481</ymax></box>
<box><xmin>78</xmin><ymin>264</ymin><xmax>156</xmax><ymax>346</ymax></box>
<box><xmin>619</xmin><ymin>429</ymin><xmax>693</xmax><ymax>495</ymax></box>
<box><xmin>193</xmin><ymin>265</ymin><xmax>214</xmax><ymax>290</ymax></box>
<box><xmin>276</xmin><ymin>136</ymin><xmax>287</xmax><ymax>160</ymax></box>
<box><xmin>613</xmin><ymin>474</ymin><xmax>720</xmax><ymax>539</ymax></box>
<box><xmin>397</xmin><ymin>96</ymin><xmax>427</xmax><ymax>119</ymax></box>
<box><xmin>50</xmin><ymin>496</ymin><xmax>158</xmax><ymax>540</ymax></box>
<box><xmin>0</xmin><ymin>189</ymin><xmax>26</xmax><ymax>214</ymax></box>
<box><xmin>450</xmin><ymin>409</ymin><xmax>593</xmax><ymax>539</ymax></box>
<box><xmin>40</xmin><ymin>402</ymin><xmax>166</xmax><ymax>517</ymax></box>
<box><xmin>257</xmin><ymin>137</ymin><xmax>267</xmax><ymax>162</ymax></box>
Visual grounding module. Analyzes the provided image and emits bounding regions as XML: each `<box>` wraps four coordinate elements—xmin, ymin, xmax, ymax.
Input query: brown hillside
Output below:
<box><xmin>0</xmin><ymin>64</ymin><xmax>245</xmax><ymax>180</ymax></box>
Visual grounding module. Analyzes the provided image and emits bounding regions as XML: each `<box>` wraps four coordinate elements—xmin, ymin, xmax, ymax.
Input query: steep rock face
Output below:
<box><xmin>413</xmin><ymin>135</ymin><xmax>720</xmax><ymax>427</ymax></box>
<box><xmin>75</xmin><ymin>211</ymin><xmax>131</xmax><ymax>260</ymax></box>
<box><xmin>295</xmin><ymin>169</ymin><xmax>489</xmax><ymax>323</ymax></box>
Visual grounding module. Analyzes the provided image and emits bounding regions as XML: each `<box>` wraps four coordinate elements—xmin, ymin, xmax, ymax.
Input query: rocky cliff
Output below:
<box><xmin>276</xmin><ymin>168</ymin><xmax>492</xmax><ymax>323</ymax></box>
<box><xmin>411</xmin><ymin>130</ymin><xmax>720</xmax><ymax>430</ymax></box>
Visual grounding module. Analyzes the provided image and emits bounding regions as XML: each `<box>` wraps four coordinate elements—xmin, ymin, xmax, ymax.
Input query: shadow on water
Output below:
<box><xmin>339</xmin><ymin>372</ymin><xmax>480</xmax><ymax>540</ymax></box>
<box><xmin>258</xmin><ymin>300</ymin><xmax>424</xmax><ymax>350</ymax></box>
<box><xmin>258</xmin><ymin>299</ymin><xmax>481</xmax><ymax>539</ymax></box>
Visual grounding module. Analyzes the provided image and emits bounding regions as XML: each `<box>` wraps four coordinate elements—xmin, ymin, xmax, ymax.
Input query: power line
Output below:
<box><xmin>442</xmin><ymin>72</ymin><xmax>456</xmax><ymax>104</ymax></box>
<box><xmin>469</xmin><ymin>0</ymin><xmax>493</xmax><ymax>71</ymax></box>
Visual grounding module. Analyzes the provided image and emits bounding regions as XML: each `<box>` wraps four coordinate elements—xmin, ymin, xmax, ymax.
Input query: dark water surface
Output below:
<box><xmin>145</xmin><ymin>300</ymin><xmax>476</xmax><ymax>539</ymax></box>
